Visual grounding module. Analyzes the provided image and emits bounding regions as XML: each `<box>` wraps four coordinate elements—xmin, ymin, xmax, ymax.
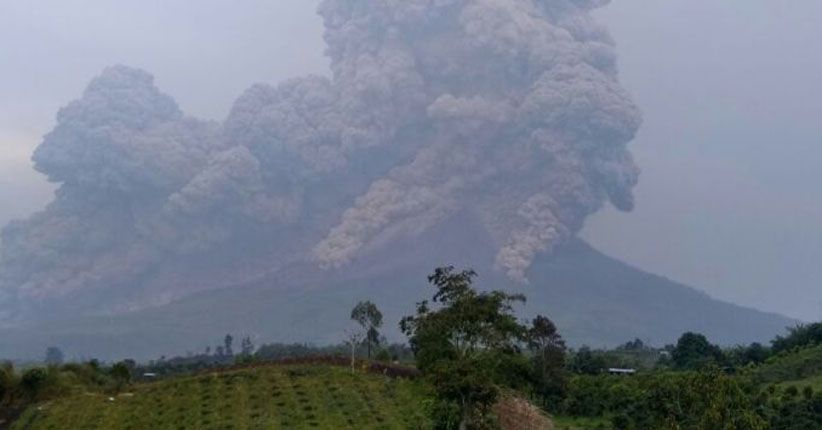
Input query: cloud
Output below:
<box><xmin>0</xmin><ymin>0</ymin><xmax>641</xmax><ymax>323</ymax></box>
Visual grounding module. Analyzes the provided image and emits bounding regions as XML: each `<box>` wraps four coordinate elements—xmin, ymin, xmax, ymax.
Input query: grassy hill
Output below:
<box><xmin>754</xmin><ymin>344</ymin><xmax>822</xmax><ymax>385</ymax></box>
<box><xmin>11</xmin><ymin>364</ymin><xmax>431</xmax><ymax>430</ymax></box>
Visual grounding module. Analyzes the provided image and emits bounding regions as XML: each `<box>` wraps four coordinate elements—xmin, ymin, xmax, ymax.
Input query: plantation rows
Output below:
<box><xmin>12</xmin><ymin>365</ymin><xmax>430</xmax><ymax>430</ymax></box>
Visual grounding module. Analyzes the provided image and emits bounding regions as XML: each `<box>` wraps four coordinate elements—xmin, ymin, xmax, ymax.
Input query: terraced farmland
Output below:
<box><xmin>11</xmin><ymin>365</ymin><xmax>431</xmax><ymax>430</ymax></box>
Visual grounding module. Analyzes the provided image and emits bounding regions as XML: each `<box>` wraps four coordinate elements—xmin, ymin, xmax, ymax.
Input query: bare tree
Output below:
<box><xmin>344</xmin><ymin>328</ymin><xmax>366</xmax><ymax>374</ymax></box>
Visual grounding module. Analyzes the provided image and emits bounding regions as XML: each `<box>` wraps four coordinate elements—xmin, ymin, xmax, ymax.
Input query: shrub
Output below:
<box><xmin>373</xmin><ymin>349</ymin><xmax>391</xmax><ymax>363</ymax></box>
<box><xmin>20</xmin><ymin>368</ymin><xmax>49</xmax><ymax>401</ymax></box>
<box><xmin>0</xmin><ymin>362</ymin><xmax>12</xmax><ymax>403</ymax></box>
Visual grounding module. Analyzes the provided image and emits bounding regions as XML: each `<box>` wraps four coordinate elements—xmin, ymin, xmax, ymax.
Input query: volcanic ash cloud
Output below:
<box><xmin>0</xmin><ymin>0</ymin><xmax>641</xmax><ymax>319</ymax></box>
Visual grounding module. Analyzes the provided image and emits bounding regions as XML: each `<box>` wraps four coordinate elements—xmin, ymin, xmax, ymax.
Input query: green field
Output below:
<box><xmin>11</xmin><ymin>365</ymin><xmax>431</xmax><ymax>430</ymax></box>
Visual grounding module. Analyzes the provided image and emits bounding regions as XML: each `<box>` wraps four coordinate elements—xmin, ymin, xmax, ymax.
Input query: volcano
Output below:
<box><xmin>0</xmin><ymin>216</ymin><xmax>793</xmax><ymax>361</ymax></box>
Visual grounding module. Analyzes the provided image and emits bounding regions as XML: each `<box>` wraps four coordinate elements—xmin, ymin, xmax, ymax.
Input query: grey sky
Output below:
<box><xmin>584</xmin><ymin>1</ymin><xmax>822</xmax><ymax>322</ymax></box>
<box><xmin>1</xmin><ymin>1</ymin><xmax>820</xmax><ymax>320</ymax></box>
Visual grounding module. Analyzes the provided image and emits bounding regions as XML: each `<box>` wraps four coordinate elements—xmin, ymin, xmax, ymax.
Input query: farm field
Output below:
<box><xmin>11</xmin><ymin>365</ymin><xmax>431</xmax><ymax>430</ymax></box>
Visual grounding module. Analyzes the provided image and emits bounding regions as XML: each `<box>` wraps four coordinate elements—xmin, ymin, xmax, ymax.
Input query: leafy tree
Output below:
<box><xmin>671</xmin><ymin>332</ymin><xmax>725</xmax><ymax>370</ymax></box>
<box><xmin>563</xmin><ymin>369</ymin><xmax>767</xmax><ymax>430</ymax></box>
<box><xmin>772</xmin><ymin>323</ymin><xmax>822</xmax><ymax>353</ymax></box>
<box><xmin>527</xmin><ymin>315</ymin><xmax>568</xmax><ymax>410</ymax></box>
<box><xmin>730</xmin><ymin>342</ymin><xmax>770</xmax><ymax>367</ymax></box>
<box><xmin>619</xmin><ymin>338</ymin><xmax>647</xmax><ymax>351</ymax></box>
<box><xmin>627</xmin><ymin>369</ymin><xmax>767</xmax><ymax>430</ymax></box>
<box><xmin>400</xmin><ymin>266</ymin><xmax>529</xmax><ymax>429</ymax></box>
<box><xmin>569</xmin><ymin>347</ymin><xmax>607</xmax><ymax>375</ymax></box>
<box><xmin>45</xmin><ymin>346</ymin><xmax>65</xmax><ymax>366</ymax></box>
<box><xmin>110</xmin><ymin>361</ymin><xmax>132</xmax><ymax>392</ymax></box>
<box><xmin>351</xmin><ymin>300</ymin><xmax>383</xmax><ymax>359</ymax></box>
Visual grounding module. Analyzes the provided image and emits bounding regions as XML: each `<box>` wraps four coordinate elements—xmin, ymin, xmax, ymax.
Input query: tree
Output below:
<box><xmin>20</xmin><ymin>368</ymin><xmax>48</xmax><ymax>401</ymax></box>
<box><xmin>671</xmin><ymin>332</ymin><xmax>725</xmax><ymax>370</ymax></box>
<box><xmin>351</xmin><ymin>300</ymin><xmax>383</xmax><ymax>359</ymax></box>
<box><xmin>224</xmin><ymin>334</ymin><xmax>234</xmax><ymax>357</ymax></box>
<box><xmin>772</xmin><ymin>323</ymin><xmax>822</xmax><ymax>353</ymax></box>
<box><xmin>625</xmin><ymin>368</ymin><xmax>767</xmax><ymax>430</ymax></box>
<box><xmin>400</xmin><ymin>266</ymin><xmax>529</xmax><ymax>429</ymax></box>
<box><xmin>44</xmin><ymin>346</ymin><xmax>64</xmax><ymax>366</ymax></box>
<box><xmin>730</xmin><ymin>342</ymin><xmax>769</xmax><ymax>367</ymax></box>
<box><xmin>0</xmin><ymin>362</ymin><xmax>12</xmax><ymax>403</ymax></box>
<box><xmin>569</xmin><ymin>347</ymin><xmax>607</xmax><ymax>375</ymax></box>
<box><xmin>344</xmin><ymin>328</ymin><xmax>366</xmax><ymax>374</ymax></box>
<box><xmin>619</xmin><ymin>338</ymin><xmax>647</xmax><ymax>351</ymax></box>
<box><xmin>527</xmin><ymin>315</ymin><xmax>568</xmax><ymax>409</ymax></box>
<box><xmin>110</xmin><ymin>361</ymin><xmax>132</xmax><ymax>392</ymax></box>
<box><xmin>241</xmin><ymin>336</ymin><xmax>255</xmax><ymax>357</ymax></box>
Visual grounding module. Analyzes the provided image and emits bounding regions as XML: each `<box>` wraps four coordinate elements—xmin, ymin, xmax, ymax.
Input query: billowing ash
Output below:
<box><xmin>0</xmin><ymin>0</ymin><xmax>640</xmax><ymax>322</ymax></box>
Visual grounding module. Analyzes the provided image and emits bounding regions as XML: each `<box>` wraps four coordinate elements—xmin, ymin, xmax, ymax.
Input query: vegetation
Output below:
<box><xmin>561</xmin><ymin>369</ymin><xmax>767</xmax><ymax>429</ymax></box>
<box><xmin>527</xmin><ymin>315</ymin><xmax>569</xmax><ymax>410</ymax></box>
<box><xmin>754</xmin><ymin>345</ymin><xmax>822</xmax><ymax>384</ymax></box>
<box><xmin>670</xmin><ymin>332</ymin><xmax>726</xmax><ymax>370</ymax></box>
<box><xmin>0</xmin><ymin>358</ymin><xmax>137</xmax><ymax>427</ymax></box>
<box><xmin>10</xmin><ymin>364</ymin><xmax>430</xmax><ymax>430</ymax></box>
<box><xmin>555</xmin><ymin>329</ymin><xmax>822</xmax><ymax>430</ymax></box>
<box><xmin>400</xmin><ymin>267</ymin><xmax>532</xmax><ymax>428</ymax></box>
<box><xmin>351</xmin><ymin>301</ymin><xmax>384</xmax><ymax>360</ymax></box>
<box><xmin>3</xmin><ymin>266</ymin><xmax>822</xmax><ymax>429</ymax></box>
<box><xmin>772</xmin><ymin>323</ymin><xmax>822</xmax><ymax>354</ymax></box>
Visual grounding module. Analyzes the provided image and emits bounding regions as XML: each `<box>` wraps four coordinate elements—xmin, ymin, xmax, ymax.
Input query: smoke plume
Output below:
<box><xmin>0</xmin><ymin>0</ymin><xmax>640</xmax><ymax>322</ymax></box>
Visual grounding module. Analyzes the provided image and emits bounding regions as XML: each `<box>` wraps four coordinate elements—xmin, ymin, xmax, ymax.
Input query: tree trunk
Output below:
<box><xmin>350</xmin><ymin>343</ymin><xmax>356</xmax><ymax>373</ymax></box>
<box><xmin>459</xmin><ymin>398</ymin><xmax>470</xmax><ymax>430</ymax></box>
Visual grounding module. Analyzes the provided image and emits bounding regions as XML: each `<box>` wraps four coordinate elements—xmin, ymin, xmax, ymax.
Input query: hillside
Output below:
<box><xmin>11</xmin><ymin>364</ymin><xmax>431</xmax><ymax>430</ymax></box>
<box><xmin>754</xmin><ymin>344</ymin><xmax>822</xmax><ymax>385</ymax></box>
<box><xmin>0</xmin><ymin>226</ymin><xmax>795</xmax><ymax>361</ymax></box>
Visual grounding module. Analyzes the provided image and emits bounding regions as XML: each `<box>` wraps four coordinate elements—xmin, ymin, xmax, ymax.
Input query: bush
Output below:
<box><xmin>109</xmin><ymin>361</ymin><xmax>132</xmax><ymax>392</ymax></box>
<box><xmin>562</xmin><ymin>370</ymin><xmax>767</xmax><ymax>430</ymax></box>
<box><xmin>772</xmin><ymin>323</ymin><xmax>822</xmax><ymax>354</ymax></box>
<box><xmin>374</xmin><ymin>349</ymin><xmax>392</xmax><ymax>363</ymax></box>
<box><xmin>20</xmin><ymin>368</ymin><xmax>49</xmax><ymax>401</ymax></box>
<box><xmin>762</xmin><ymin>388</ymin><xmax>822</xmax><ymax>430</ymax></box>
<box><xmin>0</xmin><ymin>362</ymin><xmax>12</xmax><ymax>403</ymax></box>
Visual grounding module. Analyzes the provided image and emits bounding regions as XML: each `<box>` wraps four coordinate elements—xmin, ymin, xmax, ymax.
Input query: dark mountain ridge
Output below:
<box><xmin>0</xmin><ymin>217</ymin><xmax>794</xmax><ymax>361</ymax></box>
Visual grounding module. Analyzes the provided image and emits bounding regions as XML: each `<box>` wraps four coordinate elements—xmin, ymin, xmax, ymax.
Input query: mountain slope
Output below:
<box><xmin>0</xmin><ymin>229</ymin><xmax>794</xmax><ymax>361</ymax></box>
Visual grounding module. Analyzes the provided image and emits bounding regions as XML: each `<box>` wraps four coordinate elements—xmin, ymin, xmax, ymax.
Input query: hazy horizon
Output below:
<box><xmin>1</xmin><ymin>0</ymin><xmax>820</xmax><ymax>321</ymax></box>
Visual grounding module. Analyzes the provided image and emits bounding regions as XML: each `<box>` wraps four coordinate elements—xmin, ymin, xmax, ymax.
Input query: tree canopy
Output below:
<box><xmin>351</xmin><ymin>300</ymin><xmax>383</xmax><ymax>359</ymax></box>
<box><xmin>671</xmin><ymin>332</ymin><xmax>725</xmax><ymax>370</ymax></box>
<box><xmin>400</xmin><ymin>266</ymin><xmax>530</xmax><ymax>429</ymax></box>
